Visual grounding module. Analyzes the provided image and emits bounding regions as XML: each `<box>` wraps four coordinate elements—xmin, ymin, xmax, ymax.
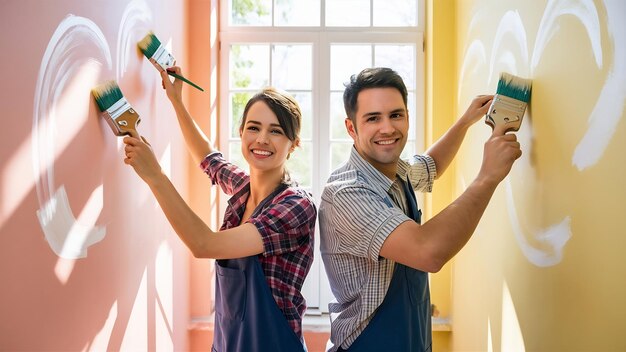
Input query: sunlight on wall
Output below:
<box><xmin>88</xmin><ymin>301</ymin><xmax>119</xmax><ymax>352</ymax></box>
<box><xmin>160</xmin><ymin>144</ymin><xmax>172</xmax><ymax>180</ymax></box>
<box><xmin>501</xmin><ymin>281</ymin><xmax>525</xmax><ymax>352</ymax></box>
<box><xmin>120</xmin><ymin>268</ymin><xmax>148</xmax><ymax>351</ymax></box>
<box><xmin>487</xmin><ymin>319</ymin><xmax>493</xmax><ymax>352</ymax></box>
<box><xmin>155</xmin><ymin>242</ymin><xmax>174</xmax><ymax>351</ymax></box>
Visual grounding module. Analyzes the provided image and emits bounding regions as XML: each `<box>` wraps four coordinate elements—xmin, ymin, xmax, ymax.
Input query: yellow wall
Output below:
<box><xmin>426</xmin><ymin>1</ymin><xmax>456</xmax><ymax>351</ymax></box>
<box><xmin>441</xmin><ymin>0</ymin><xmax>626</xmax><ymax>350</ymax></box>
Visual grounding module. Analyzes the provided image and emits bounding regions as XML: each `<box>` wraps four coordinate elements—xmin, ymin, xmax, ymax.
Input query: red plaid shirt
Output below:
<box><xmin>200</xmin><ymin>152</ymin><xmax>316</xmax><ymax>338</ymax></box>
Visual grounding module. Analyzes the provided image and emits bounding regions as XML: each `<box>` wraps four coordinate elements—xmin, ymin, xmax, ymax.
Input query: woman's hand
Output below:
<box><xmin>122</xmin><ymin>130</ymin><xmax>164</xmax><ymax>186</ymax></box>
<box><xmin>161</xmin><ymin>66</ymin><xmax>184</xmax><ymax>104</ymax></box>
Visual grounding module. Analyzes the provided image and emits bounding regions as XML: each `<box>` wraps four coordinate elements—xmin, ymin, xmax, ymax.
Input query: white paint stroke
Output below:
<box><xmin>457</xmin><ymin>40</ymin><xmax>487</xmax><ymax>105</ymax></box>
<box><xmin>505</xmin><ymin>180</ymin><xmax>571</xmax><ymax>267</ymax></box>
<box><xmin>37</xmin><ymin>186</ymin><xmax>105</xmax><ymax>259</ymax></box>
<box><xmin>572</xmin><ymin>0</ymin><xmax>626</xmax><ymax>170</ymax></box>
<box><xmin>532</xmin><ymin>0</ymin><xmax>602</xmax><ymax>71</ymax></box>
<box><xmin>33</xmin><ymin>14</ymin><xmax>111</xmax><ymax>259</ymax></box>
<box><xmin>488</xmin><ymin>11</ymin><xmax>529</xmax><ymax>83</ymax></box>
<box><xmin>117</xmin><ymin>0</ymin><xmax>153</xmax><ymax>80</ymax></box>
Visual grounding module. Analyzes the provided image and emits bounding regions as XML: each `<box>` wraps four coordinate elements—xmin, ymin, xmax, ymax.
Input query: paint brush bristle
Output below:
<box><xmin>137</xmin><ymin>31</ymin><xmax>161</xmax><ymax>59</ymax></box>
<box><xmin>91</xmin><ymin>80</ymin><xmax>124</xmax><ymax>112</ymax></box>
<box><xmin>496</xmin><ymin>72</ymin><xmax>532</xmax><ymax>103</ymax></box>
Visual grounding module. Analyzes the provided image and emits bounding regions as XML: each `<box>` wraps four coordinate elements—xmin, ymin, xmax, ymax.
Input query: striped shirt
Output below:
<box><xmin>200</xmin><ymin>152</ymin><xmax>317</xmax><ymax>338</ymax></box>
<box><xmin>319</xmin><ymin>147</ymin><xmax>436</xmax><ymax>351</ymax></box>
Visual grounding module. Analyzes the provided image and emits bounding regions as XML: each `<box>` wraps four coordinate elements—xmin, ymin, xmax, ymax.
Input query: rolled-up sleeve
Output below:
<box><xmin>247</xmin><ymin>192</ymin><xmax>317</xmax><ymax>257</ymax></box>
<box><xmin>409</xmin><ymin>154</ymin><xmax>437</xmax><ymax>192</ymax></box>
<box><xmin>332</xmin><ymin>186</ymin><xmax>411</xmax><ymax>262</ymax></box>
<box><xmin>199</xmin><ymin>152</ymin><xmax>248</xmax><ymax>195</ymax></box>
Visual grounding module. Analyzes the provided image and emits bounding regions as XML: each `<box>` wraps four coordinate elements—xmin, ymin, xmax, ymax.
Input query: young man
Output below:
<box><xmin>319</xmin><ymin>67</ymin><xmax>522</xmax><ymax>351</ymax></box>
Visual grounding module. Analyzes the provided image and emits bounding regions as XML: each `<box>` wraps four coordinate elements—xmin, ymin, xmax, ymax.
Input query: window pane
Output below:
<box><xmin>229</xmin><ymin>0</ymin><xmax>272</xmax><ymax>26</ymax></box>
<box><xmin>230</xmin><ymin>92</ymin><xmax>253</xmax><ymax>138</ymax></box>
<box><xmin>230</xmin><ymin>0</ymin><xmax>272</xmax><ymax>26</ymax></box>
<box><xmin>330</xmin><ymin>142</ymin><xmax>353</xmax><ymax>170</ymax></box>
<box><xmin>330</xmin><ymin>45</ymin><xmax>371</xmax><ymax>90</ymax></box>
<box><xmin>373</xmin><ymin>0</ymin><xmax>417</xmax><ymax>27</ymax></box>
<box><xmin>230</xmin><ymin>44</ymin><xmax>270</xmax><ymax>89</ymax></box>
<box><xmin>326</xmin><ymin>0</ymin><xmax>370</xmax><ymax>27</ymax></box>
<box><xmin>330</xmin><ymin>92</ymin><xmax>349</xmax><ymax>140</ymax></box>
<box><xmin>286</xmin><ymin>141</ymin><xmax>312</xmax><ymax>187</ymax></box>
<box><xmin>400</xmin><ymin>141</ymin><xmax>416</xmax><ymax>160</ymax></box>
<box><xmin>374</xmin><ymin>44</ymin><xmax>416</xmax><ymax>89</ymax></box>
<box><xmin>407</xmin><ymin>92</ymin><xmax>416</xmax><ymax>140</ymax></box>
<box><xmin>275</xmin><ymin>0</ymin><xmax>320</xmax><ymax>26</ymax></box>
<box><xmin>272</xmin><ymin>45</ymin><xmax>312</xmax><ymax>90</ymax></box>
<box><xmin>291</xmin><ymin>92</ymin><xmax>312</xmax><ymax>140</ymax></box>
<box><xmin>228</xmin><ymin>142</ymin><xmax>249</xmax><ymax>172</ymax></box>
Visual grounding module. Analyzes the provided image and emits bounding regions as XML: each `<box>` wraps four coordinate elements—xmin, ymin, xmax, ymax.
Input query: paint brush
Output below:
<box><xmin>92</xmin><ymin>80</ymin><xmax>141</xmax><ymax>136</ymax></box>
<box><xmin>137</xmin><ymin>31</ymin><xmax>204</xmax><ymax>92</ymax></box>
<box><xmin>485</xmin><ymin>72</ymin><xmax>532</xmax><ymax>132</ymax></box>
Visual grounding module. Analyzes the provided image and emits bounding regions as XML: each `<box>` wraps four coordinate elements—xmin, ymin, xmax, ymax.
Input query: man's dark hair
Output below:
<box><xmin>343</xmin><ymin>67</ymin><xmax>408</xmax><ymax>125</ymax></box>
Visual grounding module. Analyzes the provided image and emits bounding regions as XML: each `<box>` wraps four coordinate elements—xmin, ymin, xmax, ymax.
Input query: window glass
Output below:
<box><xmin>374</xmin><ymin>44</ymin><xmax>416</xmax><ymax>89</ymax></box>
<box><xmin>373</xmin><ymin>0</ymin><xmax>417</xmax><ymax>27</ymax></box>
<box><xmin>291</xmin><ymin>91</ymin><xmax>313</xmax><ymax>140</ymax></box>
<box><xmin>330</xmin><ymin>92</ymin><xmax>349</xmax><ymax>140</ymax></box>
<box><xmin>325</xmin><ymin>0</ymin><xmax>370</xmax><ymax>27</ymax></box>
<box><xmin>330</xmin><ymin>45</ymin><xmax>371</xmax><ymax>90</ymax></box>
<box><xmin>275</xmin><ymin>0</ymin><xmax>320</xmax><ymax>26</ymax></box>
<box><xmin>230</xmin><ymin>44</ymin><xmax>270</xmax><ymax>89</ymax></box>
<box><xmin>272</xmin><ymin>45</ymin><xmax>312</xmax><ymax>90</ymax></box>
<box><xmin>286</xmin><ymin>141</ymin><xmax>312</xmax><ymax>188</ymax></box>
<box><xmin>230</xmin><ymin>0</ymin><xmax>272</xmax><ymax>26</ymax></box>
<box><xmin>230</xmin><ymin>92</ymin><xmax>254</xmax><ymax>138</ymax></box>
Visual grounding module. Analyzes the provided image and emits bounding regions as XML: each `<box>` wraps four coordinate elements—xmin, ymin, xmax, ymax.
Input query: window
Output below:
<box><xmin>219</xmin><ymin>0</ymin><xmax>425</xmax><ymax>314</ymax></box>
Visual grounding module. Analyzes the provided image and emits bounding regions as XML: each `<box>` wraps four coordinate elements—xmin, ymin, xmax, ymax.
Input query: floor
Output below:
<box><xmin>189</xmin><ymin>330</ymin><xmax>330</xmax><ymax>351</ymax></box>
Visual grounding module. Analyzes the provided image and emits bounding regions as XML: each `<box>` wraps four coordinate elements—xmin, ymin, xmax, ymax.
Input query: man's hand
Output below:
<box><xmin>478</xmin><ymin>123</ymin><xmax>522</xmax><ymax>186</ymax></box>
<box><xmin>460</xmin><ymin>95</ymin><xmax>494</xmax><ymax>127</ymax></box>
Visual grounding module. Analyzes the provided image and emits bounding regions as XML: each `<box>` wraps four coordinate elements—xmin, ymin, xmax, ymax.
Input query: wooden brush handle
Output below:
<box><xmin>103</xmin><ymin>109</ymin><xmax>141</xmax><ymax>136</ymax></box>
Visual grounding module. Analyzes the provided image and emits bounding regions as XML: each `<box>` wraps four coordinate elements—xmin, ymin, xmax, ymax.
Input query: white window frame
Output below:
<box><xmin>218</xmin><ymin>0</ymin><xmax>426</xmax><ymax>315</ymax></box>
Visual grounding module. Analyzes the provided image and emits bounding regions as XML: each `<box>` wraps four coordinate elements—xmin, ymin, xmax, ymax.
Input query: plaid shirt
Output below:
<box><xmin>200</xmin><ymin>152</ymin><xmax>316</xmax><ymax>338</ymax></box>
<box><xmin>319</xmin><ymin>147</ymin><xmax>436</xmax><ymax>350</ymax></box>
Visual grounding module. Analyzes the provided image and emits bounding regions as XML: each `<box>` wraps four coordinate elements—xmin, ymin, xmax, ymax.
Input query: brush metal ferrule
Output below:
<box><xmin>101</xmin><ymin>98</ymin><xmax>141</xmax><ymax>136</ymax></box>
<box><xmin>485</xmin><ymin>94</ymin><xmax>528</xmax><ymax>132</ymax></box>
<box><xmin>150</xmin><ymin>44</ymin><xmax>176</xmax><ymax>71</ymax></box>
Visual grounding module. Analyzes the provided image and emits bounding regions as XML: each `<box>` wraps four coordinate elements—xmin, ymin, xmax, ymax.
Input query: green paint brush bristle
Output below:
<box><xmin>92</xmin><ymin>80</ymin><xmax>124</xmax><ymax>111</ymax></box>
<box><xmin>137</xmin><ymin>31</ymin><xmax>161</xmax><ymax>59</ymax></box>
<box><xmin>496</xmin><ymin>72</ymin><xmax>532</xmax><ymax>103</ymax></box>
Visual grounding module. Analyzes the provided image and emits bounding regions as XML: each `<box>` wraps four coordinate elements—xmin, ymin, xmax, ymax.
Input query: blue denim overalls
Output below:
<box><xmin>212</xmin><ymin>184</ymin><xmax>306</xmax><ymax>352</ymax></box>
<box><xmin>341</xmin><ymin>178</ymin><xmax>432</xmax><ymax>352</ymax></box>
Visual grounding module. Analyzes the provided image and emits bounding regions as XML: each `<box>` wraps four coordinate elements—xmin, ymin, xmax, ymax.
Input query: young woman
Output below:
<box><xmin>122</xmin><ymin>67</ymin><xmax>316</xmax><ymax>351</ymax></box>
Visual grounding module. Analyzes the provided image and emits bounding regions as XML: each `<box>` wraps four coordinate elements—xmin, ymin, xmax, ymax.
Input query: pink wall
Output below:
<box><xmin>0</xmin><ymin>0</ymin><xmax>204</xmax><ymax>350</ymax></box>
